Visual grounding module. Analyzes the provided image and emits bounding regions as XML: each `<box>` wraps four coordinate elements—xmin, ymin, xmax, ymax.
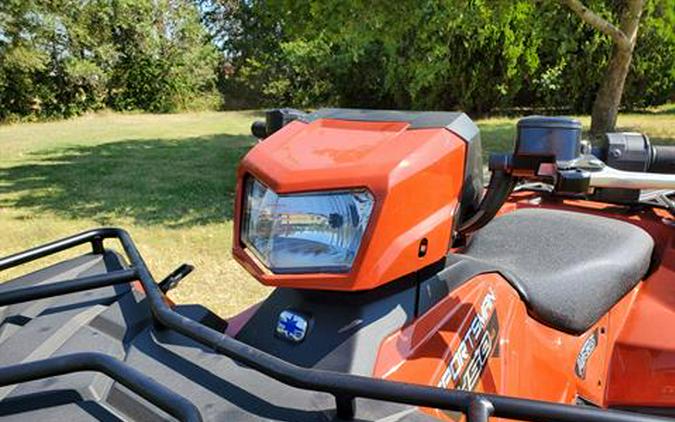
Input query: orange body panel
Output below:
<box><xmin>368</xmin><ymin>197</ymin><xmax>674</xmax><ymax>419</ymax></box>
<box><xmin>373</xmin><ymin>273</ymin><xmax>621</xmax><ymax>420</ymax></box>
<box><xmin>605</xmin><ymin>224</ymin><xmax>675</xmax><ymax>408</ymax></box>
<box><xmin>504</xmin><ymin>195</ymin><xmax>675</xmax><ymax>409</ymax></box>
<box><xmin>232</xmin><ymin>118</ymin><xmax>468</xmax><ymax>291</ymax></box>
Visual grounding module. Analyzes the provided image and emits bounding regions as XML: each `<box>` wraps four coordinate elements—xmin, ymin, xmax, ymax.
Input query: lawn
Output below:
<box><xmin>1</xmin><ymin>107</ymin><xmax>674</xmax><ymax>317</ymax></box>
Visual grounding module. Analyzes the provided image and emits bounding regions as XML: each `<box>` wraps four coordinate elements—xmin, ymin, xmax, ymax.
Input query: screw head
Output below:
<box><xmin>610</xmin><ymin>148</ymin><xmax>622</xmax><ymax>158</ymax></box>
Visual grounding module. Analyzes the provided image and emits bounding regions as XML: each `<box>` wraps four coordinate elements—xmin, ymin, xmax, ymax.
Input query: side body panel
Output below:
<box><xmin>373</xmin><ymin>273</ymin><xmax>626</xmax><ymax>420</ymax></box>
<box><xmin>605</xmin><ymin>219</ymin><xmax>675</xmax><ymax>409</ymax></box>
<box><xmin>500</xmin><ymin>194</ymin><xmax>675</xmax><ymax>411</ymax></box>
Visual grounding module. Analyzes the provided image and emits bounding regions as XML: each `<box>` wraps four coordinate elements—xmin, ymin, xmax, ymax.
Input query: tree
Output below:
<box><xmin>561</xmin><ymin>0</ymin><xmax>646</xmax><ymax>136</ymax></box>
<box><xmin>107</xmin><ymin>0</ymin><xmax>220</xmax><ymax>112</ymax></box>
<box><xmin>205</xmin><ymin>0</ymin><xmax>547</xmax><ymax>112</ymax></box>
<box><xmin>206</xmin><ymin>0</ymin><xmax>673</xmax><ymax>115</ymax></box>
<box><xmin>0</xmin><ymin>0</ymin><xmax>219</xmax><ymax>120</ymax></box>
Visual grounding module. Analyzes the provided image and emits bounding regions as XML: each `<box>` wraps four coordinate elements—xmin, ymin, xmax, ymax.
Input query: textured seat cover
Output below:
<box><xmin>462</xmin><ymin>208</ymin><xmax>654</xmax><ymax>334</ymax></box>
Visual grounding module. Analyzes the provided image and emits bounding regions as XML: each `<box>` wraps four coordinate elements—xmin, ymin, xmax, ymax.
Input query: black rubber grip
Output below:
<box><xmin>649</xmin><ymin>145</ymin><xmax>675</xmax><ymax>174</ymax></box>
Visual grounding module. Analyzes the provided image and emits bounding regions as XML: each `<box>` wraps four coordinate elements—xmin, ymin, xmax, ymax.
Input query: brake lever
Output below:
<box><xmin>657</xmin><ymin>192</ymin><xmax>675</xmax><ymax>217</ymax></box>
<box><xmin>636</xmin><ymin>190</ymin><xmax>675</xmax><ymax>217</ymax></box>
<box><xmin>158</xmin><ymin>263</ymin><xmax>195</xmax><ymax>293</ymax></box>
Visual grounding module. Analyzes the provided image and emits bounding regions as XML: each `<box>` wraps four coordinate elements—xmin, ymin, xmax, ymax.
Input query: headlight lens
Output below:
<box><xmin>242</xmin><ymin>178</ymin><xmax>374</xmax><ymax>273</ymax></box>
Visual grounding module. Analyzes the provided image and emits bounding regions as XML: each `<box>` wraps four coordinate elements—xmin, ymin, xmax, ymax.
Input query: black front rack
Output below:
<box><xmin>0</xmin><ymin>228</ymin><xmax>667</xmax><ymax>422</ymax></box>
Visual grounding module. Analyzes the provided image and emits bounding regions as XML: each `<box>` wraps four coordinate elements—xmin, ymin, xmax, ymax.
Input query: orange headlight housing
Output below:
<box><xmin>232</xmin><ymin>109</ymin><xmax>481</xmax><ymax>291</ymax></box>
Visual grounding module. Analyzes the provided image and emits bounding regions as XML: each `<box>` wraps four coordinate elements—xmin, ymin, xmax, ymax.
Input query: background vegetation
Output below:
<box><xmin>1</xmin><ymin>109</ymin><xmax>673</xmax><ymax>315</ymax></box>
<box><xmin>207</xmin><ymin>0</ymin><xmax>675</xmax><ymax>114</ymax></box>
<box><xmin>1</xmin><ymin>0</ymin><xmax>674</xmax><ymax>122</ymax></box>
<box><xmin>0</xmin><ymin>0</ymin><xmax>219</xmax><ymax>121</ymax></box>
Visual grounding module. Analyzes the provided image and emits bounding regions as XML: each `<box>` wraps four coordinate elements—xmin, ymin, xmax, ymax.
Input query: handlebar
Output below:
<box><xmin>469</xmin><ymin>124</ymin><xmax>675</xmax><ymax>229</ymax></box>
<box><xmin>588</xmin><ymin>166</ymin><xmax>675</xmax><ymax>190</ymax></box>
<box><xmin>649</xmin><ymin>145</ymin><xmax>675</xmax><ymax>174</ymax></box>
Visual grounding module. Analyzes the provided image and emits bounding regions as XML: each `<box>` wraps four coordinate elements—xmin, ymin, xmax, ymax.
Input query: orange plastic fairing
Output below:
<box><xmin>232</xmin><ymin>118</ymin><xmax>467</xmax><ymax>291</ymax></box>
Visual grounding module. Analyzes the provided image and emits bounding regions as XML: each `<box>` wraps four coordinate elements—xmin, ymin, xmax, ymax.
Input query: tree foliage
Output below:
<box><xmin>207</xmin><ymin>0</ymin><xmax>675</xmax><ymax>114</ymax></box>
<box><xmin>0</xmin><ymin>0</ymin><xmax>218</xmax><ymax>121</ymax></box>
<box><xmin>1</xmin><ymin>0</ymin><xmax>673</xmax><ymax>120</ymax></box>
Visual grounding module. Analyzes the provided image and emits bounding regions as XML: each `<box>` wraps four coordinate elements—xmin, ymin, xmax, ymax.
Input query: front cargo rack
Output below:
<box><xmin>0</xmin><ymin>228</ymin><xmax>668</xmax><ymax>422</ymax></box>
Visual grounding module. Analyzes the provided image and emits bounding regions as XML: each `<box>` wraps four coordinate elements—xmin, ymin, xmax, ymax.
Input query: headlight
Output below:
<box><xmin>242</xmin><ymin>178</ymin><xmax>374</xmax><ymax>273</ymax></box>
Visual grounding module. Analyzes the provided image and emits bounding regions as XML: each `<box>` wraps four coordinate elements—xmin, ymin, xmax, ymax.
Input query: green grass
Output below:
<box><xmin>0</xmin><ymin>108</ymin><xmax>673</xmax><ymax>317</ymax></box>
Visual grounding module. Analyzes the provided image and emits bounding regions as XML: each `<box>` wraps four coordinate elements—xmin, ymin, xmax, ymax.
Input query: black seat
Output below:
<box><xmin>462</xmin><ymin>208</ymin><xmax>654</xmax><ymax>334</ymax></box>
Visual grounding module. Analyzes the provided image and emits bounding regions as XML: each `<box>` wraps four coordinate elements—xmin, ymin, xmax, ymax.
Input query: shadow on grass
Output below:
<box><xmin>0</xmin><ymin>123</ymin><xmax>517</xmax><ymax>229</ymax></box>
<box><xmin>0</xmin><ymin>134</ymin><xmax>255</xmax><ymax>227</ymax></box>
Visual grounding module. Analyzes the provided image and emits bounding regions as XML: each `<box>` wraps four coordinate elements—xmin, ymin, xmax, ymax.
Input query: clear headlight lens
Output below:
<box><xmin>242</xmin><ymin>178</ymin><xmax>374</xmax><ymax>273</ymax></box>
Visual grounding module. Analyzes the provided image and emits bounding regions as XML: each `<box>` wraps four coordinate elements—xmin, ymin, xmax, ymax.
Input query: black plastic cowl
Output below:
<box><xmin>251</xmin><ymin>108</ymin><xmax>307</xmax><ymax>139</ymax></box>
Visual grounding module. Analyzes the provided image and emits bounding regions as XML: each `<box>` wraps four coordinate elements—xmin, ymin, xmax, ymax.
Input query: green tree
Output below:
<box><xmin>561</xmin><ymin>0</ymin><xmax>646</xmax><ymax>135</ymax></box>
<box><xmin>0</xmin><ymin>0</ymin><xmax>219</xmax><ymax>120</ymax></box>
<box><xmin>205</xmin><ymin>0</ymin><xmax>674</xmax><ymax>115</ymax></box>
<box><xmin>108</xmin><ymin>0</ymin><xmax>220</xmax><ymax>112</ymax></box>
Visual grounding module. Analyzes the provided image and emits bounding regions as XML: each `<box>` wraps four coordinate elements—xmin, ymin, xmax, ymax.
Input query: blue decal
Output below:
<box><xmin>276</xmin><ymin>310</ymin><xmax>308</xmax><ymax>342</ymax></box>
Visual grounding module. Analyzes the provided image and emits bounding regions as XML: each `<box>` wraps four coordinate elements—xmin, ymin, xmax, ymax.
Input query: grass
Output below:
<box><xmin>0</xmin><ymin>108</ymin><xmax>674</xmax><ymax>317</ymax></box>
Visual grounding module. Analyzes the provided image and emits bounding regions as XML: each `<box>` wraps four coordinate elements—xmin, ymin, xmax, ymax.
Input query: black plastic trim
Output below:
<box><xmin>236</xmin><ymin>275</ymin><xmax>416</xmax><ymax>375</ymax></box>
<box><xmin>650</xmin><ymin>145</ymin><xmax>675</xmax><ymax>175</ymax></box>
<box><xmin>0</xmin><ymin>269</ymin><xmax>138</xmax><ymax>307</ymax></box>
<box><xmin>417</xmin><ymin>255</ymin><xmax>523</xmax><ymax>316</ymax></box>
<box><xmin>0</xmin><ymin>353</ymin><xmax>200</xmax><ymax>422</ymax></box>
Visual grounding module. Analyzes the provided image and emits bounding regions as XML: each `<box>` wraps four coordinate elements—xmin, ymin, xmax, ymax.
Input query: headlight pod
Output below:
<box><xmin>242</xmin><ymin>178</ymin><xmax>374</xmax><ymax>273</ymax></box>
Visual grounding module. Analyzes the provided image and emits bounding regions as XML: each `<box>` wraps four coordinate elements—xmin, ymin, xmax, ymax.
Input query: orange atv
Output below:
<box><xmin>0</xmin><ymin>108</ymin><xmax>673</xmax><ymax>422</ymax></box>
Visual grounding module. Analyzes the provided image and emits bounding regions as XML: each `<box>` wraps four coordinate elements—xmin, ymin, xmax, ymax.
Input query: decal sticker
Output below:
<box><xmin>575</xmin><ymin>329</ymin><xmax>598</xmax><ymax>379</ymax></box>
<box><xmin>276</xmin><ymin>310</ymin><xmax>308</xmax><ymax>343</ymax></box>
<box><xmin>438</xmin><ymin>289</ymin><xmax>499</xmax><ymax>392</ymax></box>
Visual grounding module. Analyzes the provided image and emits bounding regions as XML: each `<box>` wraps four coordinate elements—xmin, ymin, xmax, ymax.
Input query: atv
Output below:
<box><xmin>0</xmin><ymin>108</ymin><xmax>674</xmax><ymax>422</ymax></box>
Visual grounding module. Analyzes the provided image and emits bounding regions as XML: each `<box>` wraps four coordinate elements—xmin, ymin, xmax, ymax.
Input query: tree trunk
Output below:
<box><xmin>589</xmin><ymin>46</ymin><xmax>633</xmax><ymax>135</ymax></box>
<box><xmin>589</xmin><ymin>0</ymin><xmax>645</xmax><ymax>136</ymax></box>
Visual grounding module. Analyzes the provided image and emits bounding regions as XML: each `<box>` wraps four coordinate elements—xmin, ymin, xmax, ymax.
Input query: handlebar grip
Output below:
<box><xmin>649</xmin><ymin>145</ymin><xmax>675</xmax><ymax>174</ymax></box>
